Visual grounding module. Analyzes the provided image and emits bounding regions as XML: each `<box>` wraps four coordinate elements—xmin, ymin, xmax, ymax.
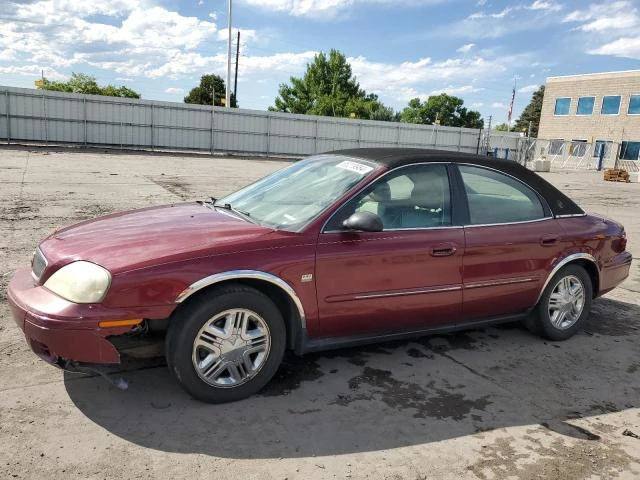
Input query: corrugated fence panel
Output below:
<box><xmin>0</xmin><ymin>85</ymin><xmax>524</xmax><ymax>161</ymax></box>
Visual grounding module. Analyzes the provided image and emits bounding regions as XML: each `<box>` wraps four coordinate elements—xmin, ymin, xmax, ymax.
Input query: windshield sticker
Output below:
<box><xmin>336</xmin><ymin>160</ymin><xmax>374</xmax><ymax>175</ymax></box>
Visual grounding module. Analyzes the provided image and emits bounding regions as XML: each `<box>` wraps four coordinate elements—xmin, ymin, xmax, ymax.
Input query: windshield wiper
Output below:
<box><xmin>213</xmin><ymin>201</ymin><xmax>257</xmax><ymax>224</ymax></box>
<box><xmin>197</xmin><ymin>197</ymin><xmax>217</xmax><ymax>208</ymax></box>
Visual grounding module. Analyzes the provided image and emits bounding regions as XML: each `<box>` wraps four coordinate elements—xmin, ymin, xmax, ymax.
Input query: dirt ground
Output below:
<box><xmin>1</xmin><ymin>146</ymin><xmax>639</xmax><ymax>480</ymax></box>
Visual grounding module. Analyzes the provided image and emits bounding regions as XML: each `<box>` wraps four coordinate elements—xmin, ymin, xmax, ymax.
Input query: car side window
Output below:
<box><xmin>324</xmin><ymin>164</ymin><xmax>452</xmax><ymax>231</ymax></box>
<box><xmin>459</xmin><ymin>165</ymin><xmax>545</xmax><ymax>225</ymax></box>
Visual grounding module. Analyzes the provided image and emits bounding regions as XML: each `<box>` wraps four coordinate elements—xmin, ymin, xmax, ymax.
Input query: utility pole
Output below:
<box><xmin>226</xmin><ymin>0</ymin><xmax>232</xmax><ymax>108</ymax></box>
<box><xmin>234</xmin><ymin>30</ymin><xmax>240</xmax><ymax>107</ymax></box>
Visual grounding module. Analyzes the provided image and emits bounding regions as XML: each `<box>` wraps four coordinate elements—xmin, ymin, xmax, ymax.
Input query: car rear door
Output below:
<box><xmin>314</xmin><ymin>163</ymin><xmax>465</xmax><ymax>338</ymax></box>
<box><xmin>456</xmin><ymin>164</ymin><xmax>564</xmax><ymax>319</ymax></box>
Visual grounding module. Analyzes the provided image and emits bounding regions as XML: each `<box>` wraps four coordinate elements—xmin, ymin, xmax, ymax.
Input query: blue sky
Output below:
<box><xmin>1</xmin><ymin>0</ymin><xmax>639</xmax><ymax>124</ymax></box>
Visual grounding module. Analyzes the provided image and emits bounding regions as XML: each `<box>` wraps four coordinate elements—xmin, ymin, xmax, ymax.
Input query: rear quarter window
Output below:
<box><xmin>459</xmin><ymin>165</ymin><xmax>546</xmax><ymax>225</ymax></box>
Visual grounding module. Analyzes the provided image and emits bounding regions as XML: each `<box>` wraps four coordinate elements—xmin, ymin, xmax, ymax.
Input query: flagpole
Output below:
<box><xmin>507</xmin><ymin>76</ymin><xmax>516</xmax><ymax>129</ymax></box>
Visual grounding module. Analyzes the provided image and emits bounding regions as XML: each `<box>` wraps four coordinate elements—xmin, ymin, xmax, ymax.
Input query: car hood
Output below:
<box><xmin>39</xmin><ymin>202</ymin><xmax>273</xmax><ymax>274</ymax></box>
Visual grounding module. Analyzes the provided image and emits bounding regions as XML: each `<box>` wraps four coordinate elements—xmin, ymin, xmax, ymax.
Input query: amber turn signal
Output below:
<box><xmin>98</xmin><ymin>319</ymin><xmax>143</xmax><ymax>328</ymax></box>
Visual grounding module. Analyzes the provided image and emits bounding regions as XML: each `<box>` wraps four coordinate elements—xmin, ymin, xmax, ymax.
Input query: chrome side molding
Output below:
<box><xmin>176</xmin><ymin>270</ymin><xmax>307</xmax><ymax>329</ymax></box>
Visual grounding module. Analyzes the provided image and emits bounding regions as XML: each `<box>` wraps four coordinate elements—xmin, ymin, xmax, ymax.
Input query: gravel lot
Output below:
<box><xmin>1</xmin><ymin>146</ymin><xmax>639</xmax><ymax>480</ymax></box>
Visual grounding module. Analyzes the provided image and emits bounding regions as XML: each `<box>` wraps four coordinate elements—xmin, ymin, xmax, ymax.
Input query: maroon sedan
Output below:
<box><xmin>7</xmin><ymin>149</ymin><xmax>632</xmax><ymax>403</ymax></box>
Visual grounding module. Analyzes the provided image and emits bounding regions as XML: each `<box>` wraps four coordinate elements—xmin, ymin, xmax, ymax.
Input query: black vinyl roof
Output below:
<box><xmin>329</xmin><ymin>148</ymin><xmax>584</xmax><ymax>217</ymax></box>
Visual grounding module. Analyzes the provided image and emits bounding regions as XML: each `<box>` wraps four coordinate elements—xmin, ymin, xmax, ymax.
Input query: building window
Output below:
<box><xmin>620</xmin><ymin>142</ymin><xmax>640</xmax><ymax>161</ymax></box>
<box><xmin>628</xmin><ymin>95</ymin><xmax>640</xmax><ymax>115</ymax></box>
<box><xmin>601</xmin><ymin>95</ymin><xmax>621</xmax><ymax>115</ymax></box>
<box><xmin>549</xmin><ymin>139</ymin><xmax>564</xmax><ymax>155</ymax></box>
<box><xmin>576</xmin><ymin>96</ymin><xmax>595</xmax><ymax>115</ymax></box>
<box><xmin>570</xmin><ymin>140</ymin><xmax>587</xmax><ymax>156</ymax></box>
<box><xmin>554</xmin><ymin>97</ymin><xmax>571</xmax><ymax>115</ymax></box>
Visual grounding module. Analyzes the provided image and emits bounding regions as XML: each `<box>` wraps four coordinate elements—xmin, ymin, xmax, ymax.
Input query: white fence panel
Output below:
<box><xmin>1</xmin><ymin>85</ymin><xmax>526</xmax><ymax>161</ymax></box>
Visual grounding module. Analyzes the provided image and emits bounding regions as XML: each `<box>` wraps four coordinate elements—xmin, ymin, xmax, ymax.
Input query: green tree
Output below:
<box><xmin>494</xmin><ymin>122</ymin><xmax>510</xmax><ymax>131</ymax></box>
<box><xmin>270</xmin><ymin>49</ymin><xmax>394</xmax><ymax>121</ymax></box>
<box><xmin>513</xmin><ymin>85</ymin><xmax>544</xmax><ymax>137</ymax></box>
<box><xmin>41</xmin><ymin>73</ymin><xmax>140</xmax><ymax>98</ymax></box>
<box><xmin>184</xmin><ymin>74</ymin><xmax>237</xmax><ymax>107</ymax></box>
<box><xmin>399</xmin><ymin>93</ymin><xmax>483</xmax><ymax>129</ymax></box>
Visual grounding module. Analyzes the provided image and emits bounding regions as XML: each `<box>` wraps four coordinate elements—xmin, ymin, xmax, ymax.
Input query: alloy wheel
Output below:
<box><xmin>191</xmin><ymin>308</ymin><xmax>271</xmax><ymax>388</ymax></box>
<box><xmin>547</xmin><ymin>275</ymin><xmax>585</xmax><ymax>330</ymax></box>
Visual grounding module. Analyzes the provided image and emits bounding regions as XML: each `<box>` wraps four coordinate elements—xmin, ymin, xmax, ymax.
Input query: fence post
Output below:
<box><xmin>83</xmin><ymin>97</ymin><xmax>87</xmax><ymax>146</ymax></box>
<box><xmin>150</xmin><ymin>104</ymin><xmax>154</xmax><ymax>151</ymax></box>
<box><xmin>357</xmin><ymin>120</ymin><xmax>362</xmax><ymax>148</ymax></box>
<box><xmin>476</xmin><ymin>129</ymin><xmax>482</xmax><ymax>154</ymax></box>
<box><xmin>41</xmin><ymin>89</ymin><xmax>48</xmax><ymax>144</ymax></box>
<box><xmin>457</xmin><ymin>127</ymin><xmax>462</xmax><ymax>151</ymax></box>
<box><xmin>396</xmin><ymin>124</ymin><xmax>401</xmax><ymax>147</ymax></box>
<box><xmin>210</xmin><ymin>105</ymin><xmax>215</xmax><ymax>155</ymax></box>
<box><xmin>597</xmin><ymin>145</ymin><xmax>605</xmax><ymax>171</ymax></box>
<box><xmin>266</xmin><ymin>113</ymin><xmax>271</xmax><ymax>157</ymax></box>
<box><xmin>5</xmin><ymin>90</ymin><xmax>10</xmax><ymax>144</ymax></box>
<box><xmin>315</xmin><ymin>118</ymin><xmax>319</xmax><ymax>154</ymax></box>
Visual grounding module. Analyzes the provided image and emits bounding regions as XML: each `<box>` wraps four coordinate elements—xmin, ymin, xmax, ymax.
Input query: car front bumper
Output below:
<box><xmin>7</xmin><ymin>266</ymin><xmax>172</xmax><ymax>365</ymax></box>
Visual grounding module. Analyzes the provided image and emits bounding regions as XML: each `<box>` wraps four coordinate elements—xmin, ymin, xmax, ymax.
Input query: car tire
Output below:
<box><xmin>532</xmin><ymin>264</ymin><xmax>593</xmax><ymax>341</ymax></box>
<box><xmin>166</xmin><ymin>284</ymin><xmax>286</xmax><ymax>403</ymax></box>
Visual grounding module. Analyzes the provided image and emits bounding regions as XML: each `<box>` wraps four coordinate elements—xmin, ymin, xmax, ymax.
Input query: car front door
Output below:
<box><xmin>457</xmin><ymin>164</ymin><xmax>565</xmax><ymax>320</ymax></box>
<box><xmin>314</xmin><ymin>163</ymin><xmax>465</xmax><ymax>338</ymax></box>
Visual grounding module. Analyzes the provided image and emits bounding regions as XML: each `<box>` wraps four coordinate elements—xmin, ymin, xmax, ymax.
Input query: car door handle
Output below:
<box><xmin>431</xmin><ymin>243</ymin><xmax>457</xmax><ymax>257</ymax></box>
<box><xmin>540</xmin><ymin>235</ymin><xmax>559</xmax><ymax>246</ymax></box>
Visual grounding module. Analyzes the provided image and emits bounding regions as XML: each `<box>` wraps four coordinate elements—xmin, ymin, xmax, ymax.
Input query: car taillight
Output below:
<box><xmin>614</xmin><ymin>229</ymin><xmax>627</xmax><ymax>253</ymax></box>
<box><xmin>620</xmin><ymin>230</ymin><xmax>627</xmax><ymax>252</ymax></box>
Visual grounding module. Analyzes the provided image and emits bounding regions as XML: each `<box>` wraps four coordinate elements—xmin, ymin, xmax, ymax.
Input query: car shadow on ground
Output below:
<box><xmin>64</xmin><ymin>296</ymin><xmax>640</xmax><ymax>459</ymax></box>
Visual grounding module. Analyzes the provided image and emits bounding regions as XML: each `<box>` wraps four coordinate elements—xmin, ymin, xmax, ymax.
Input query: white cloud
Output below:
<box><xmin>518</xmin><ymin>84</ymin><xmax>539</xmax><ymax>93</ymax></box>
<box><xmin>165</xmin><ymin>87</ymin><xmax>185</xmax><ymax>94</ymax></box>
<box><xmin>563</xmin><ymin>1</ymin><xmax>639</xmax><ymax>59</ymax></box>
<box><xmin>0</xmin><ymin>0</ymin><xmax>259</xmax><ymax>82</ymax></box>
<box><xmin>491</xmin><ymin>102</ymin><xmax>507</xmax><ymax>108</ymax></box>
<box><xmin>0</xmin><ymin>65</ymin><xmax>65</xmax><ymax>79</ymax></box>
<box><xmin>238</xmin><ymin>0</ymin><xmax>445</xmax><ymax>18</ymax></box>
<box><xmin>347</xmin><ymin>54</ymin><xmax>529</xmax><ymax>103</ymax></box>
<box><xmin>430</xmin><ymin>85</ymin><xmax>484</xmax><ymax>95</ymax></box>
<box><xmin>471</xmin><ymin>102</ymin><xmax>484</xmax><ymax>108</ymax></box>
<box><xmin>448</xmin><ymin>1</ymin><xmax>565</xmax><ymax>38</ymax></box>
<box><xmin>589</xmin><ymin>37</ymin><xmax>640</xmax><ymax>60</ymax></box>
<box><xmin>528</xmin><ymin>1</ymin><xmax>562</xmax><ymax>12</ymax></box>
<box><xmin>476</xmin><ymin>0</ymin><xmax>487</xmax><ymax>5</ymax></box>
<box><xmin>457</xmin><ymin>43</ymin><xmax>476</xmax><ymax>53</ymax></box>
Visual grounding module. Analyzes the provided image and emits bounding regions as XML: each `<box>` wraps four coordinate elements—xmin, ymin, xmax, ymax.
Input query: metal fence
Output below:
<box><xmin>0</xmin><ymin>85</ymin><xmax>523</xmax><ymax>158</ymax></box>
<box><xmin>519</xmin><ymin>138</ymin><xmax>622</xmax><ymax>171</ymax></box>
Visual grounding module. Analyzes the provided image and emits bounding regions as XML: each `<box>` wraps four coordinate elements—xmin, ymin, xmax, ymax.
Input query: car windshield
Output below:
<box><xmin>218</xmin><ymin>154</ymin><xmax>379</xmax><ymax>231</ymax></box>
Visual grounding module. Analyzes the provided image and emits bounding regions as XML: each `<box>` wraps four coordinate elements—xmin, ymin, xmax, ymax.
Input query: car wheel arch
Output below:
<box><xmin>172</xmin><ymin>271</ymin><xmax>306</xmax><ymax>352</ymax></box>
<box><xmin>537</xmin><ymin>253</ymin><xmax>600</xmax><ymax>305</ymax></box>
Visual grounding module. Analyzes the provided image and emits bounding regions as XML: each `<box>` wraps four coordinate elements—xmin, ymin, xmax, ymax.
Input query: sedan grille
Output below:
<box><xmin>32</xmin><ymin>248</ymin><xmax>48</xmax><ymax>281</ymax></box>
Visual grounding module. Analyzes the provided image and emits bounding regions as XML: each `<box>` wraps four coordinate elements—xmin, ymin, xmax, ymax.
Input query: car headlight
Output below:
<box><xmin>43</xmin><ymin>261</ymin><xmax>111</xmax><ymax>303</ymax></box>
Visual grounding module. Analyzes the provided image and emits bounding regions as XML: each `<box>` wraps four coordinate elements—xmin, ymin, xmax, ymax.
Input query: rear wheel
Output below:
<box><xmin>166</xmin><ymin>285</ymin><xmax>286</xmax><ymax>403</ymax></box>
<box><xmin>529</xmin><ymin>265</ymin><xmax>593</xmax><ymax>341</ymax></box>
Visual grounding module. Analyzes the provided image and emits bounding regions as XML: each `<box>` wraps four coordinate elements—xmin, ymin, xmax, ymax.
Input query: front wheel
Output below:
<box><xmin>531</xmin><ymin>264</ymin><xmax>593</xmax><ymax>341</ymax></box>
<box><xmin>166</xmin><ymin>285</ymin><xmax>286</xmax><ymax>403</ymax></box>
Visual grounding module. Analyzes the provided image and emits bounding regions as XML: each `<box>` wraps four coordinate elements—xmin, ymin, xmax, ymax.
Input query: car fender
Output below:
<box><xmin>535</xmin><ymin>252</ymin><xmax>599</xmax><ymax>305</ymax></box>
<box><xmin>175</xmin><ymin>269</ymin><xmax>307</xmax><ymax>349</ymax></box>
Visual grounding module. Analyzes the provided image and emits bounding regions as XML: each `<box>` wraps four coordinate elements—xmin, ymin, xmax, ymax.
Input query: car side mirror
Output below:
<box><xmin>342</xmin><ymin>211</ymin><xmax>383</xmax><ymax>232</ymax></box>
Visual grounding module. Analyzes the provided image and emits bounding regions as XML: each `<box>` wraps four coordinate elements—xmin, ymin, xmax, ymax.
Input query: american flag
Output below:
<box><xmin>507</xmin><ymin>86</ymin><xmax>516</xmax><ymax>123</ymax></box>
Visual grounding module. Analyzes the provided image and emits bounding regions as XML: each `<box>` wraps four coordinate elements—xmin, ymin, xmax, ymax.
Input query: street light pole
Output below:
<box><xmin>226</xmin><ymin>0</ymin><xmax>232</xmax><ymax>108</ymax></box>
